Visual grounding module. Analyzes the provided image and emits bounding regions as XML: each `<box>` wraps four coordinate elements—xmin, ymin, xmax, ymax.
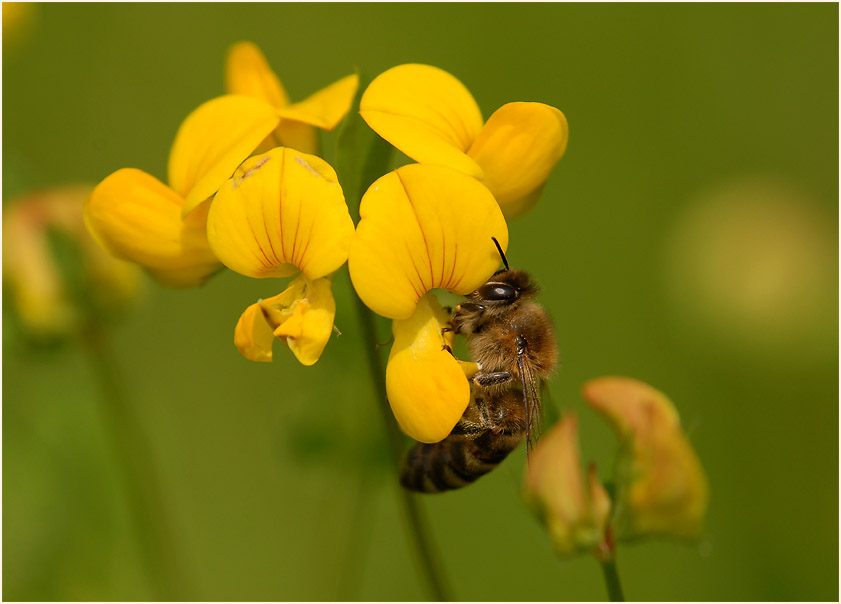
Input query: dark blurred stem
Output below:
<box><xmin>337</xmin><ymin>466</ymin><xmax>374</xmax><ymax>599</ymax></box>
<box><xmin>351</xmin><ymin>293</ymin><xmax>452</xmax><ymax>601</ymax></box>
<box><xmin>596</xmin><ymin>532</ymin><xmax>625</xmax><ymax>601</ymax></box>
<box><xmin>82</xmin><ymin>324</ymin><xmax>184</xmax><ymax>601</ymax></box>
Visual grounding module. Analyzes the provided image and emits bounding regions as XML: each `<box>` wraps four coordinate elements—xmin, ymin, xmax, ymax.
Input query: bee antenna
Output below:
<box><xmin>491</xmin><ymin>237</ymin><xmax>509</xmax><ymax>271</ymax></box>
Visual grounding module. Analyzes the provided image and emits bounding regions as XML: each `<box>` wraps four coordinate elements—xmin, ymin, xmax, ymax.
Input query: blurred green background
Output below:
<box><xmin>3</xmin><ymin>3</ymin><xmax>838</xmax><ymax>601</ymax></box>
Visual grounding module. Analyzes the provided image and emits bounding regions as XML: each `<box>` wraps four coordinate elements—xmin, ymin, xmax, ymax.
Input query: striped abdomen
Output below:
<box><xmin>399</xmin><ymin>391</ymin><xmax>527</xmax><ymax>493</ymax></box>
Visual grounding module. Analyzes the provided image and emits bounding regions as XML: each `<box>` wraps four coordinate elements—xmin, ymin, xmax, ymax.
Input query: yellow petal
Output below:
<box><xmin>276</xmin><ymin>73</ymin><xmax>359</xmax><ymax>130</ymax></box>
<box><xmin>84</xmin><ymin>168</ymin><xmax>220</xmax><ymax>287</ymax></box>
<box><xmin>168</xmin><ymin>95</ymin><xmax>280</xmax><ymax>217</ymax></box>
<box><xmin>348</xmin><ymin>163</ymin><xmax>508</xmax><ymax>320</ymax></box>
<box><xmin>360</xmin><ymin>64</ymin><xmax>484</xmax><ymax>179</ymax></box>
<box><xmin>386</xmin><ymin>294</ymin><xmax>470</xmax><ymax>443</ymax></box>
<box><xmin>207</xmin><ymin>148</ymin><xmax>354</xmax><ymax>281</ymax></box>
<box><xmin>225</xmin><ymin>41</ymin><xmax>291</xmax><ymax>109</ymax></box>
<box><xmin>583</xmin><ymin>377</ymin><xmax>709</xmax><ymax>541</ymax></box>
<box><xmin>468</xmin><ymin>102</ymin><xmax>568</xmax><ymax>218</ymax></box>
<box><xmin>273</xmin><ymin>120</ymin><xmax>318</xmax><ymax>155</ymax></box>
<box><xmin>234</xmin><ymin>302</ymin><xmax>276</xmax><ymax>362</ymax></box>
<box><xmin>268</xmin><ymin>276</ymin><xmax>336</xmax><ymax>366</ymax></box>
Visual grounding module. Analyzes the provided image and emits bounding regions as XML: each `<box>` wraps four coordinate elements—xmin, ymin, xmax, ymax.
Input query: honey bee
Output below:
<box><xmin>400</xmin><ymin>239</ymin><xmax>558</xmax><ymax>493</ymax></box>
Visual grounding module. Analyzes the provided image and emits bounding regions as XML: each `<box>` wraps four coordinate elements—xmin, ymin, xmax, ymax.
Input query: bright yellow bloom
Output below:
<box><xmin>4</xmin><ymin>184</ymin><xmax>139</xmax><ymax>337</ymax></box>
<box><xmin>524</xmin><ymin>415</ymin><xmax>612</xmax><ymax>556</ymax></box>
<box><xmin>349</xmin><ymin>163</ymin><xmax>507</xmax><ymax>442</ymax></box>
<box><xmin>360</xmin><ymin>64</ymin><xmax>568</xmax><ymax>218</ymax></box>
<box><xmin>85</xmin><ymin>95</ymin><xmax>279</xmax><ymax>286</ymax></box>
<box><xmin>208</xmin><ymin>147</ymin><xmax>354</xmax><ymax>366</ymax></box>
<box><xmin>226</xmin><ymin>41</ymin><xmax>359</xmax><ymax>155</ymax></box>
<box><xmin>583</xmin><ymin>377</ymin><xmax>709</xmax><ymax>541</ymax></box>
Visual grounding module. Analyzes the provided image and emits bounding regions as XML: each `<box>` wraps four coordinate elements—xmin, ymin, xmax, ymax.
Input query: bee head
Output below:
<box><xmin>472</xmin><ymin>268</ymin><xmax>538</xmax><ymax>306</ymax></box>
<box><xmin>469</xmin><ymin>238</ymin><xmax>538</xmax><ymax>306</ymax></box>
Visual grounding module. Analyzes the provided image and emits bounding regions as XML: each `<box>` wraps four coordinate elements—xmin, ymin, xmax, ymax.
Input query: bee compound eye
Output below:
<box><xmin>477</xmin><ymin>283</ymin><xmax>517</xmax><ymax>302</ymax></box>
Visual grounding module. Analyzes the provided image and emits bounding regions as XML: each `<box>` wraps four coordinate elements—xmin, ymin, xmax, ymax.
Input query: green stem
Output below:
<box><xmin>351</xmin><ymin>292</ymin><xmax>452</xmax><ymax>601</ymax></box>
<box><xmin>599</xmin><ymin>558</ymin><xmax>626</xmax><ymax>602</ymax></box>
<box><xmin>596</xmin><ymin>533</ymin><xmax>625</xmax><ymax>602</ymax></box>
<box><xmin>336</xmin><ymin>465</ymin><xmax>374</xmax><ymax>600</ymax></box>
<box><xmin>82</xmin><ymin>325</ymin><xmax>185</xmax><ymax>601</ymax></box>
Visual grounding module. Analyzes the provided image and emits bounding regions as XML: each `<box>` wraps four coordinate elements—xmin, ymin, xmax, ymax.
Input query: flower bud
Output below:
<box><xmin>524</xmin><ymin>414</ymin><xmax>612</xmax><ymax>556</ymax></box>
<box><xmin>583</xmin><ymin>377</ymin><xmax>708</xmax><ymax>541</ymax></box>
<box><xmin>3</xmin><ymin>184</ymin><xmax>139</xmax><ymax>338</ymax></box>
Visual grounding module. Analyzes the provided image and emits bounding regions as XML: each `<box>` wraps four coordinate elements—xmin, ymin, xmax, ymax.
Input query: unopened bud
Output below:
<box><xmin>583</xmin><ymin>377</ymin><xmax>708</xmax><ymax>541</ymax></box>
<box><xmin>524</xmin><ymin>414</ymin><xmax>612</xmax><ymax>556</ymax></box>
<box><xmin>3</xmin><ymin>185</ymin><xmax>139</xmax><ymax>339</ymax></box>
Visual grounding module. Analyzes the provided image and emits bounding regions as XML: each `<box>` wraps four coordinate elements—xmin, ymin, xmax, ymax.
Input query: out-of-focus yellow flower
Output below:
<box><xmin>524</xmin><ymin>414</ymin><xmax>612</xmax><ymax>556</ymax></box>
<box><xmin>2</xmin><ymin>2</ymin><xmax>35</xmax><ymax>50</ymax></box>
<box><xmin>348</xmin><ymin>163</ymin><xmax>505</xmax><ymax>442</ymax></box>
<box><xmin>85</xmin><ymin>95</ymin><xmax>280</xmax><ymax>287</ymax></box>
<box><xmin>226</xmin><ymin>41</ymin><xmax>358</xmax><ymax>155</ymax></box>
<box><xmin>360</xmin><ymin>64</ymin><xmax>568</xmax><ymax>218</ymax></box>
<box><xmin>583</xmin><ymin>377</ymin><xmax>709</xmax><ymax>541</ymax></box>
<box><xmin>3</xmin><ymin>184</ymin><xmax>139</xmax><ymax>338</ymax></box>
<box><xmin>208</xmin><ymin>147</ymin><xmax>354</xmax><ymax>366</ymax></box>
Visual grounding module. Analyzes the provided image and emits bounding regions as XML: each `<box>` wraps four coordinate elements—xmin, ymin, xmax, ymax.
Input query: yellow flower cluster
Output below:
<box><xmin>84</xmin><ymin>43</ymin><xmax>568</xmax><ymax>438</ymax></box>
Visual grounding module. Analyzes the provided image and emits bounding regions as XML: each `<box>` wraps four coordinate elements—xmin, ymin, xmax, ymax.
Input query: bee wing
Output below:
<box><xmin>516</xmin><ymin>346</ymin><xmax>543</xmax><ymax>458</ymax></box>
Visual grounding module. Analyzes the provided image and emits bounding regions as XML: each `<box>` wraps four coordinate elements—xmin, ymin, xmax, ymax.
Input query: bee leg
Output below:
<box><xmin>473</xmin><ymin>395</ymin><xmax>507</xmax><ymax>434</ymax></box>
<box><xmin>471</xmin><ymin>371</ymin><xmax>512</xmax><ymax>387</ymax></box>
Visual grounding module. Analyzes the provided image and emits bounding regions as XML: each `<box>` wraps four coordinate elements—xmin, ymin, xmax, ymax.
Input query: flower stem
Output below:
<box><xmin>596</xmin><ymin>532</ymin><xmax>625</xmax><ymax>602</ymax></box>
<box><xmin>599</xmin><ymin>557</ymin><xmax>626</xmax><ymax>602</ymax></box>
<box><xmin>82</xmin><ymin>324</ymin><xmax>185</xmax><ymax>601</ymax></box>
<box><xmin>351</xmin><ymin>292</ymin><xmax>452</xmax><ymax>601</ymax></box>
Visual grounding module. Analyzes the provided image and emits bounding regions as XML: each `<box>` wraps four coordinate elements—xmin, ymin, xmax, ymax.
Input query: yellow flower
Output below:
<box><xmin>583</xmin><ymin>377</ymin><xmax>709</xmax><ymax>541</ymax></box>
<box><xmin>348</xmin><ymin>163</ymin><xmax>506</xmax><ymax>442</ymax></box>
<box><xmin>360</xmin><ymin>64</ymin><xmax>568</xmax><ymax>218</ymax></box>
<box><xmin>85</xmin><ymin>95</ymin><xmax>280</xmax><ymax>286</ymax></box>
<box><xmin>226</xmin><ymin>41</ymin><xmax>359</xmax><ymax>155</ymax></box>
<box><xmin>524</xmin><ymin>415</ymin><xmax>612</xmax><ymax>556</ymax></box>
<box><xmin>3</xmin><ymin>184</ymin><xmax>139</xmax><ymax>337</ymax></box>
<box><xmin>207</xmin><ymin>147</ymin><xmax>355</xmax><ymax>366</ymax></box>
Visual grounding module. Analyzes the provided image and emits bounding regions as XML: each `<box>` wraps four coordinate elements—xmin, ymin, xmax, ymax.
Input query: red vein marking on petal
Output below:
<box><xmin>396</xmin><ymin>170</ymin><xmax>433</xmax><ymax>291</ymax></box>
<box><xmin>402</xmin><ymin>239</ymin><xmax>426</xmax><ymax>300</ymax></box>
<box><xmin>278</xmin><ymin>151</ymin><xmax>288</xmax><ymax>261</ymax></box>
<box><xmin>447</xmin><ymin>241</ymin><xmax>459</xmax><ymax>288</ymax></box>
<box><xmin>290</xmin><ymin>197</ymin><xmax>302</xmax><ymax>267</ymax></box>
<box><xmin>263</xmin><ymin>197</ymin><xmax>279</xmax><ymax>265</ymax></box>
<box><xmin>440</xmin><ymin>228</ymin><xmax>447</xmax><ymax>289</ymax></box>
<box><xmin>296</xmin><ymin>219</ymin><xmax>316</xmax><ymax>274</ymax></box>
<box><xmin>233</xmin><ymin>156</ymin><xmax>272</xmax><ymax>189</ymax></box>
<box><xmin>245</xmin><ymin>219</ymin><xmax>274</xmax><ymax>271</ymax></box>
